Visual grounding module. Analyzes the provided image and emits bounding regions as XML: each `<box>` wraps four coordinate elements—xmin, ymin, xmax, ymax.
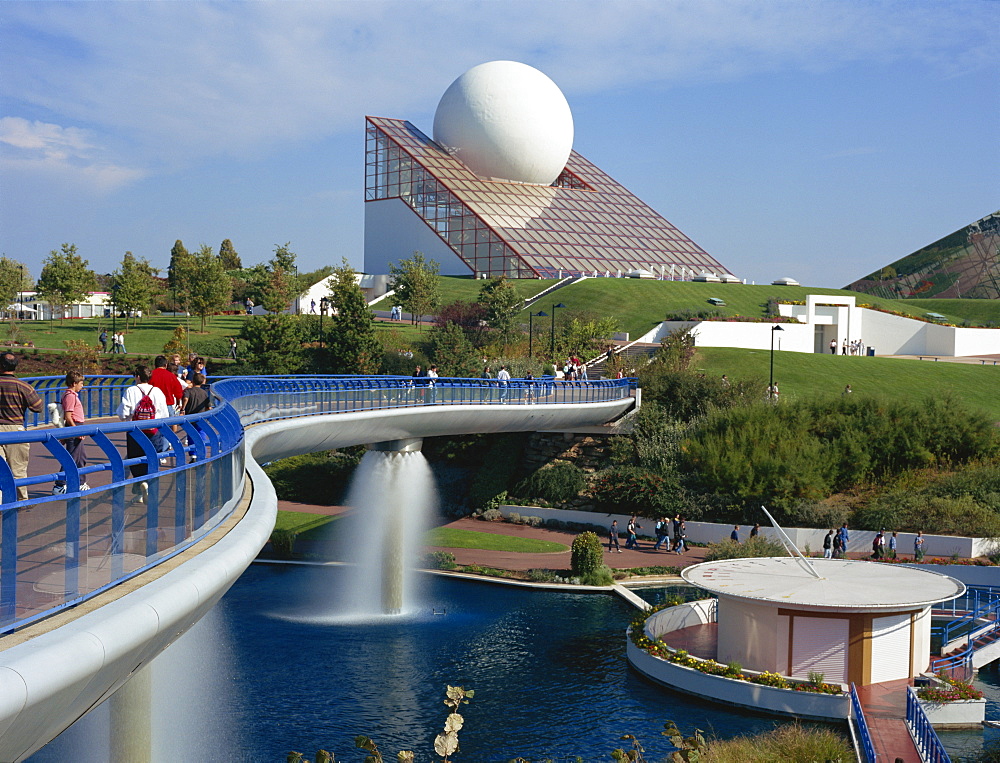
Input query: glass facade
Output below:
<box><xmin>366</xmin><ymin>116</ymin><xmax>733</xmax><ymax>279</ymax></box>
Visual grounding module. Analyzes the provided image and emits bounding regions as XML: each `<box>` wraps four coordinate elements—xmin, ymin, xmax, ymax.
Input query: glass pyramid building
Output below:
<box><xmin>364</xmin><ymin>116</ymin><xmax>734</xmax><ymax>280</ymax></box>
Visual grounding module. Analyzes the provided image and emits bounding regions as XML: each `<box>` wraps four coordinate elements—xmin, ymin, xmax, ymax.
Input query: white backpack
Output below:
<box><xmin>48</xmin><ymin>401</ymin><xmax>65</xmax><ymax>428</ymax></box>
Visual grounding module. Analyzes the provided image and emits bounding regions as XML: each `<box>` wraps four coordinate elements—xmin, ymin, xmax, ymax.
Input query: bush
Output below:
<box><xmin>703</xmin><ymin>535</ymin><xmax>787</xmax><ymax>562</ymax></box>
<box><xmin>190</xmin><ymin>338</ymin><xmax>233</xmax><ymax>359</ymax></box>
<box><xmin>579</xmin><ymin>565</ymin><xmax>614</xmax><ymax>586</ymax></box>
<box><xmin>263</xmin><ymin>449</ymin><xmax>363</xmax><ymax>505</ymax></box>
<box><xmin>590</xmin><ymin>466</ymin><xmax>683</xmax><ymax>516</ymax></box>
<box><xmin>699</xmin><ymin>723</ymin><xmax>853</xmax><ymax>762</ymax></box>
<box><xmin>515</xmin><ymin>460</ymin><xmax>587</xmax><ymax>504</ymax></box>
<box><xmin>423</xmin><ymin>551</ymin><xmax>457</xmax><ymax>570</ymax></box>
<box><xmin>571</xmin><ymin>532</ymin><xmax>605</xmax><ymax>576</ymax></box>
<box><xmin>269</xmin><ymin>528</ymin><xmax>297</xmax><ymax>558</ymax></box>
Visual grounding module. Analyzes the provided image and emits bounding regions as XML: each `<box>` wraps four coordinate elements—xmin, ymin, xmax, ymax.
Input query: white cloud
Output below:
<box><xmin>0</xmin><ymin>0</ymin><xmax>994</xmax><ymax>193</ymax></box>
<box><xmin>0</xmin><ymin>117</ymin><xmax>146</xmax><ymax>192</ymax></box>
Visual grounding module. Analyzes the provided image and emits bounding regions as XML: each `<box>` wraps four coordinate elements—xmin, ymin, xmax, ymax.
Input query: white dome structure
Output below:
<box><xmin>433</xmin><ymin>61</ymin><xmax>573</xmax><ymax>186</ymax></box>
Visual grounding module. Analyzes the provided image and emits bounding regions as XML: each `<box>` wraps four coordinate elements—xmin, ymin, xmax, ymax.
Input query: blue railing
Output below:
<box><xmin>906</xmin><ymin>687</ymin><xmax>952</xmax><ymax>763</ymax></box>
<box><xmin>931</xmin><ymin>586</ymin><xmax>1000</xmax><ymax>674</ymax></box>
<box><xmin>0</xmin><ymin>374</ymin><xmax>635</xmax><ymax>634</ymax></box>
<box><xmin>850</xmin><ymin>683</ymin><xmax>878</xmax><ymax>763</ymax></box>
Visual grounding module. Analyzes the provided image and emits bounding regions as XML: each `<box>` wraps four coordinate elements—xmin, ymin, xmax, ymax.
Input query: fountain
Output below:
<box><xmin>338</xmin><ymin>439</ymin><xmax>437</xmax><ymax>616</ymax></box>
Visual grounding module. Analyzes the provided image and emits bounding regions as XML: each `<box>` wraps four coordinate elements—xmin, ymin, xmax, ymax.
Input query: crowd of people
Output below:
<box><xmin>829</xmin><ymin>338</ymin><xmax>868</xmax><ymax>356</ymax></box>
<box><xmin>0</xmin><ymin>352</ymin><xmax>213</xmax><ymax>502</ymax></box>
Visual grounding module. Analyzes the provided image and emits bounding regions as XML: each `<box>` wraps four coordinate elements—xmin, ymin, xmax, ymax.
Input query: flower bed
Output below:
<box><xmin>629</xmin><ymin>605</ymin><xmax>844</xmax><ymax>696</ymax></box>
<box><xmin>917</xmin><ymin>676</ymin><xmax>984</xmax><ymax>703</ymax></box>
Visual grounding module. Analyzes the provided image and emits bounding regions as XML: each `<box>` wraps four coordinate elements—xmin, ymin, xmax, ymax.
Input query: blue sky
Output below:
<box><xmin>1</xmin><ymin>0</ymin><xmax>997</xmax><ymax>289</ymax></box>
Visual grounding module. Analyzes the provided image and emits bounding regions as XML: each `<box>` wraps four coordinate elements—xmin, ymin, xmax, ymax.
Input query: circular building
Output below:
<box><xmin>680</xmin><ymin>557</ymin><xmax>965</xmax><ymax>686</ymax></box>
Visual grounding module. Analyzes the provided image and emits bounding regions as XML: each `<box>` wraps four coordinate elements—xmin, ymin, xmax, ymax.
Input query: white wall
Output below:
<box><xmin>364</xmin><ymin>198</ymin><xmax>471</xmax><ymax>277</ymax></box>
<box><xmin>637</xmin><ymin>320</ymin><xmax>814</xmax><ymax>352</ymax></box>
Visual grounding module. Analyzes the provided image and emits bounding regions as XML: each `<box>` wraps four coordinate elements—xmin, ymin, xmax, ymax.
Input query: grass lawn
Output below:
<box><xmin>694</xmin><ymin>347</ymin><xmax>1000</xmax><ymax>420</ymax></box>
<box><xmin>8</xmin><ymin>314</ymin><xmax>248</xmax><ymax>358</ymax></box>
<box><xmin>274</xmin><ymin>510</ymin><xmax>339</xmax><ymax>536</ymax></box>
<box><xmin>425</xmin><ymin>526</ymin><xmax>568</xmax><ymax>553</ymax></box>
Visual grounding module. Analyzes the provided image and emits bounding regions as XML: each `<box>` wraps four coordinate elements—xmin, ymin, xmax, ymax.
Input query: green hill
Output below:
<box><xmin>693</xmin><ymin>347</ymin><xmax>1000</xmax><ymax>420</ymax></box>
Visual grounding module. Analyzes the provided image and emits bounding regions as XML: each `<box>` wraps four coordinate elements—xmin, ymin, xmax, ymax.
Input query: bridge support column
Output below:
<box><xmin>110</xmin><ymin>665</ymin><xmax>152</xmax><ymax>763</ymax></box>
<box><xmin>368</xmin><ymin>438</ymin><xmax>423</xmax><ymax>613</ymax></box>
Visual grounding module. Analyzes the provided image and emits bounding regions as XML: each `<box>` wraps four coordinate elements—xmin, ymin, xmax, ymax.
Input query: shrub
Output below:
<box><xmin>263</xmin><ymin>449</ymin><xmax>363</xmax><ymax>505</ymax></box>
<box><xmin>516</xmin><ymin>460</ymin><xmax>586</xmax><ymax>504</ymax></box>
<box><xmin>269</xmin><ymin>528</ymin><xmax>297</xmax><ymax>558</ymax></box>
<box><xmin>479</xmin><ymin>508</ymin><xmax>502</xmax><ymax>522</ymax></box>
<box><xmin>571</xmin><ymin>531</ymin><xmax>605</xmax><ymax>576</ymax></box>
<box><xmin>699</xmin><ymin>723</ymin><xmax>853</xmax><ymax>762</ymax></box>
<box><xmin>526</xmin><ymin>569</ymin><xmax>559</xmax><ymax>583</ymax></box>
<box><xmin>190</xmin><ymin>338</ymin><xmax>232</xmax><ymax>359</ymax></box>
<box><xmin>703</xmin><ymin>535</ymin><xmax>787</xmax><ymax>562</ymax></box>
<box><xmin>579</xmin><ymin>565</ymin><xmax>614</xmax><ymax>587</ymax></box>
<box><xmin>423</xmin><ymin>551</ymin><xmax>457</xmax><ymax>570</ymax></box>
<box><xmin>590</xmin><ymin>466</ymin><xmax>683</xmax><ymax>516</ymax></box>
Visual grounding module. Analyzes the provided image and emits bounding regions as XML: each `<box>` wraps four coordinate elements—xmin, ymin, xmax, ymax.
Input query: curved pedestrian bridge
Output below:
<box><xmin>0</xmin><ymin>374</ymin><xmax>634</xmax><ymax>761</ymax></box>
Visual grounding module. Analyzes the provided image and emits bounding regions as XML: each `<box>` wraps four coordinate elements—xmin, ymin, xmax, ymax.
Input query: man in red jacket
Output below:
<box><xmin>150</xmin><ymin>355</ymin><xmax>184</xmax><ymax>415</ymax></box>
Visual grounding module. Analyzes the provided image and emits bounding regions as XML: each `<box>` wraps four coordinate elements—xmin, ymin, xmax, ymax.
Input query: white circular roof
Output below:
<box><xmin>681</xmin><ymin>557</ymin><xmax>965</xmax><ymax>611</ymax></box>
<box><xmin>433</xmin><ymin>61</ymin><xmax>573</xmax><ymax>185</ymax></box>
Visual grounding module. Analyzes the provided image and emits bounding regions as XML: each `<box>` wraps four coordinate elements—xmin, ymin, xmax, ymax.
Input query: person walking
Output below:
<box><xmin>832</xmin><ymin>530</ymin><xmax>844</xmax><ymax>558</ymax></box>
<box><xmin>496</xmin><ymin>365</ymin><xmax>511</xmax><ymax>402</ymax></box>
<box><xmin>245</xmin><ymin>297</ymin><xmax>254</xmax><ymax>315</ymax></box>
<box><xmin>750</xmin><ymin>523</ymin><xmax>760</xmax><ymax>539</ymax></box>
<box><xmin>117</xmin><ymin>332</ymin><xmax>127</xmax><ymax>354</ymax></box>
<box><xmin>888</xmin><ymin>531</ymin><xmax>898</xmax><ymax>560</ymax></box>
<box><xmin>0</xmin><ymin>352</ymin><xmax>43</xmax><ymax>500</ymax></box>
<box><xmin>150</xmin><ymin>355</ymin><xmax>185</xmax><ymax>418</ymax></box>
<box><xmin>674</xmin><ymin>516</ymin><xmax>687</xmax><ymax>554</ymax></box>
<box><xmin>607</xmin><ymin>519</ymin><xmax>621</xmax><ymax>553</ymax></box>
<box><xmin>730</xmin><ymin>525</ymin><xmax>740</xmax><ymax>543</ymax></box>
<box><xmin>99</xmin><ymin>329</ymin><xmax>108</xmax><ymax>353</ymax></box>
<box><xmin>228</xmin><ymin>337</ymin><xmax>238</xmax><ymax>361</ymax></box>
<box><xmin>52</xmin><ymin>371</ymin><xmax>90</xmax><ymax>494</ymax></box>
<box><xmin>117</xmin><ymin>365</ymin><xmax>170</xmax><ymax>503</ymax></box>
<box><xmin>829</xmin><ymin>338</ymin><xmax>837</xmax><ymax>354</ymax></box>
<box><xmin>183</xmin><ymin>372</ymin><xmax>211</xmax><ymax>461</ymax></box>
<box><xmin>625</xmin><ymin>515</ymin><xmax>641</xmax><ymax>549</ymax></box>
<box><xmin>823</xmin><ymin>529</ymin><xmax>834</xmax><ymax>558</ymax></box>
<box><xmin>838</xmin><ymin>523</ymin><xmax>850</xmax><ymax>555</ymax></box>
<box><xmin>872</xmin><ymin>529</ymin><xmax>885</xmax><ymax>560</ymax></box>
<box><xmin>914</xmin><ymin>530</ymin><xmax>925</xmax><ymax>562</ymax></box>
<box><xmin>653</xmin><ymin>517</ymin><xmax>668</xmax><ymax>551</ymax></box>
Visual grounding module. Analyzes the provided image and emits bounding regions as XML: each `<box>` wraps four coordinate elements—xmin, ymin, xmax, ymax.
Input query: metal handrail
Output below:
<box><xmin>906</xmin><ymin>686</ymin><xmax>952</xmax><ymax>763</ymax></box>
<box><xmin>850</xmin><ymin>683</ymin><xmax>878</xmax><ymax>763</ymax></box>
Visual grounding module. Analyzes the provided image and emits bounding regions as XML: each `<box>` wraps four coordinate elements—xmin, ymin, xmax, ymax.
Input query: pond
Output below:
<box><xmin>31</xmin><ymin>564</ymin><xmax>802</xmax><ymax>762</ymax></box>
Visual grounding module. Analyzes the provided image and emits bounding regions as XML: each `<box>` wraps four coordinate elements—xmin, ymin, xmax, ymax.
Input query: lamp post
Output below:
<box><xmin>319</xmin><ymin>297</ymin><xmax>330</xmax><ymax>348</ymax></box>
<box><xmin>528</xmin><ymin>310</ymin><xmax>547</xmax><ymax>358</ymax></box>
<box><xmin>549</xmin><ymin>302</ymin><xmax>566</xmax><ymax>359</ymax></box>
<box><xmin>18</xmin><ymin>265</ymin><xmax>24</xmax><ymax>321</ymax></box>
<box><xmin>111</xmin><ymin>285</ymin><xmax>119</xmax><ymax>344</ymax></box>
<box><xmin>769</xmin><ymin>324</ymin><xmax>784</xmax><ymax>401</ymax></box>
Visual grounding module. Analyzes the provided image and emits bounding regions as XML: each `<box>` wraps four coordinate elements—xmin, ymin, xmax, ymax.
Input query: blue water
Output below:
<box><xmin>32</xmin><ymin>563</ymin><xmax>797</xmax><ymax>762</ymax></box>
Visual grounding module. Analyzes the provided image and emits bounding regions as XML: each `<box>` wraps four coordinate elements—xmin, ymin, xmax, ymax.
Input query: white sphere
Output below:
<box><xmin>433</xmin><ymin>61</ymin><xmax>573</xmax><ymax>186</ymax></box>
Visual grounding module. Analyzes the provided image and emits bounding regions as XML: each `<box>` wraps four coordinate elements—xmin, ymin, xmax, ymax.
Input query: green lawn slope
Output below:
<box><xmin>693</xmin><ymin>347</ymin><xmax>1000</xmax><ymax>420</ymax></box>
<box><xmin>896</xmin><ymin>298</ymin><xmax>1000</xmax><ymax>326</ymax></box>
<box><xmin>370</xmin><ymin>275</ymin><xmax>560</xmax><ymax>311</ymax></box>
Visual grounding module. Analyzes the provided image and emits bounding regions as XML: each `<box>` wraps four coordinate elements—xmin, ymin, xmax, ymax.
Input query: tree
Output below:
<box><xmin>259</xmin><ymin>243</ymin><xmax>297</xmax><ymax>314</ymax></box>
<box><xmin>389</xmin><ymin>251</ymin><xmax>440</xmax><ymax>325</ymax></box>
<box><xmin>434</xmin><ymin>300</ymin><xmax>489</xmax><ymax>347</ymax></box>
<box><xmin>0</xmin><ymin>257</ymin><xmax>32</xmax><ymax>308</ymax></box>
<box><xmin>477</xmin><ymin>276</ymin><xmax>521</xmax><ymax>347</ymax></box>
<box><xmin>239</xmin><ymin>314</ymin><xmax>305</xmax><ymax>373</ymax></box>
<box><xmin>167</xmin><ymin>240</ymin><xmax>193</xmax><ymax>309</ymax></box>
<box><xmin>184</xmin><ymin>245</ymin><xmax>234</xmax><ymax>331</ymax></box>
<box><xmin>36</xmin><ymin>243</ymin><xmax>97</xmax><ymax>327</ymax></box>
<box><xmin>557</xmin><ymin>316</ymin><xmax>621</xmax><ymax>360</ymax></box>
<box><xmin>428</xmin><ymin>321</ymin><xmax>480</xmax><ymax>377</ymax></box>
<box><xmin>111</xmin><ymin>252</ymin><xmax>158</xmax><ymax>329</ymax></box>
<box><xmin>218</xmin><ymin>239</ymin><xmax>242</xmax><ymax>271</ymax></box>
<box><xmin>325</xmin><ymin>259</ymin><xmax>381</xmax><ymax>374</ymax></box>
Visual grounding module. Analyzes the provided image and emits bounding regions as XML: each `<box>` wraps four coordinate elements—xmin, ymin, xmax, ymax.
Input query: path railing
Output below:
<box><xmin>849</xmin><ymin>683</ymin><xmax>878</xmax><ymax>763</ymax></box>
<box><xmin>931</xmin><ymin>586</ymin><xmax>1000</xmax><ymax>675</ymax></box>
<box><xmin>0</xmin><ymin>374</ymin><xmax>635</xmax><ymax>634</ymax></box>
<box><xmin>906</xmin><ymin>687</ymin><xmax>952</xmax><ymax>763</ymax></box>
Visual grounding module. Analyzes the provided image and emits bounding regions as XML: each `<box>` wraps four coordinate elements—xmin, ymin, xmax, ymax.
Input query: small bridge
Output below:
<box><xmin>0</xmin><ymin>374</ymin><xmax>635</xmax><ymax>761</ymax></box>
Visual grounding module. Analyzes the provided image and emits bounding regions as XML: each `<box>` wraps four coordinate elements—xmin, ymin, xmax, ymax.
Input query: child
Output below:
<box><xmin>52</xmin><ymin>370</ymin><xmax>89</xmax><ymax>494</ymax></box>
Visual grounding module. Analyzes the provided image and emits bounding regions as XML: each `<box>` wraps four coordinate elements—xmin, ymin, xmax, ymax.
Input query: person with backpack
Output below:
<box><xmin>117</xmin><ymin>365</ymin><xmax>170</xmax><ymax>502</ymax></box>
<box><xmin>52</xmin><ymin>370</ymin><xmax>90</xmax><ymax>494</ymax></box>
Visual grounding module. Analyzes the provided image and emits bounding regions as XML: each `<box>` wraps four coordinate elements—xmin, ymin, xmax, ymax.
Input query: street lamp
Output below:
<box><xmin>111</xmin><ymin>285</ymin><xmax>119</xmax><ymax>346</ymax></box>
<box><xmin>319</xmin><ymin>297</ymin><xmax>330</xmax><ymax>348</ymax></box>
<box><xmin>769</xmin><ymin>324</ymin><xmax>784</xmax><ymax>401</ymax></box>
<box><xmin>528</xmin><ymin>310</ymin><xmax>547</xmax><ymax>358</ymax></box>
<box><xmin>549</xmin><ymin>302</ymin><xmax>566</xmax><ymax>359</ymax></box>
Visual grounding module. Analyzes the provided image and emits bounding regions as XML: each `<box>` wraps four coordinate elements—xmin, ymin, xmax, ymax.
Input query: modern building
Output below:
<box><xmin>364</xmin><ymin>61</ymin><xmax>734</xmax><ymax>282</ymax></box>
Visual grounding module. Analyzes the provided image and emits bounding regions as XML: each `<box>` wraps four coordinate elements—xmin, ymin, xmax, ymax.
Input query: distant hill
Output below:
<box><xmin>845</xmin><ymin>211</ymin><xmax>1000</xmax><ymax>300</ymax></box>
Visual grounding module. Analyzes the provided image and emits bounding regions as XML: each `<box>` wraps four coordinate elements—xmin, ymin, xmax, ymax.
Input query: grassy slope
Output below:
<box><xmin>694</xmin><ymin>347</ymin><xmax>1000</xmax><ymax>420</ymax></box>
<box><xmin>369</xmin><ymin>275</ymin><xmax>560</xmax><ymax>310</ymax></box>
<box><xmin>425</xmin><ymin>527</ymin><xmax>567</xmax><ymax>552</ymax></box>
<box><xmin>896</xmin><ymin>298</ymin><xmax>1000</xmax><ymax>325</ymax></box>
<box><xmin>515</xmin><ymin>280</ymin><xmax>1000</xmax><ymax>340</ymax></box>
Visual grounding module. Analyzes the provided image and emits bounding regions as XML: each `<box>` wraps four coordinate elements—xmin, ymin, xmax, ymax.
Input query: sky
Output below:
<box><xmin>1</xmin><ymin>0</ymin><xmax>997</xmax><ymax>289</ymax></box>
